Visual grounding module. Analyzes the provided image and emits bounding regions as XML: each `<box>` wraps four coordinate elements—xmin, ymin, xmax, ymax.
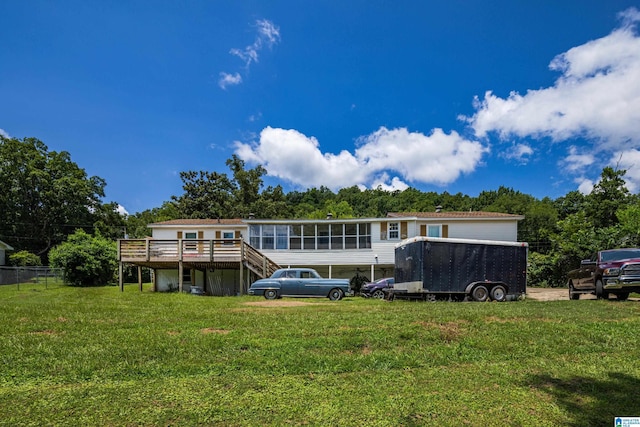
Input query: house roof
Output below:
<box><xmin>149</xmin><ymin>218</ymin><xmax>245</xmax><ymax>227</ymax></box>
<box><xmin>148</xmin><ymin>211</ymin><xmax>523</xmax><ymax>228</ymax></box>
<box><xmin>387</xmin><ymin>211</ymin><xmax>524</xmax><ymax>220</ymax></box>
<box><xmin>0</xmin><ymin>240</ymin><xmax>14</xmax><ymax>250</ymax></box>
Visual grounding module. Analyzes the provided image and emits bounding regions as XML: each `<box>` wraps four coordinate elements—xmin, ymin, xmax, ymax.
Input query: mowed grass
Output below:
<box><xmin>1</xmin><ymin>284</ymin><xmax>640</xmax><ymax>426</ymax></box>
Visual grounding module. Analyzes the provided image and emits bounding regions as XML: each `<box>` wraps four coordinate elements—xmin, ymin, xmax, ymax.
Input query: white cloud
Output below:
<box><xmin>577</xmin><ymin>178</ymin><xmax>595</xmax><ymax>195</ymax></box>
<box><xmin>0</xmin><ymin>128</ymin><xmax>9</xmax><ymax>138</ymax></box>
<box><xmin>612</xmin><ymin>149</ymin><xmax>640</xmax><ymax>193</ymax></box>
<box><xmin>116</xmin><ymin>204</ymin><xmax>129</xmax><ymax>216</ymax></box>
<box><xmin>467</xmin><ymin>11</ymin><xmax>640</xmax><ymax>149</ymax></box>
<box><xmin>220</xmin><ymin>19</ymin><xmax>280</xmax><ymax>89</ymax></box>
<box><xmin>500</xmin><ymin>143</ymin><xmax>533</xmax><ymax>163</ymax></box>
<box><xmin>561</xmin><ymin>146</ymin><xmax>595</xmax><ymax>172</ymax></box>
<box><xmin>218</xmin><ymin>72</ymin><xmax>242</xmax><ymax>90</ymax></box>
<box><xmin>464</xmin><ymin>7</ymin><xmax>640</xmax><ymax>192</ymax></box>
<box><xmin>234</xmin><ymin>126</ymin><xmax>487</xmax><ymax>191</ymax></box>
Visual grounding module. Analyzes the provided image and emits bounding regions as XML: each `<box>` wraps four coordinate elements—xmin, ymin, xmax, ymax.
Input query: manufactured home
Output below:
<box><xmin>117</xmin><ymin>211</ymin><xmax>524</xmax><ymax>295</ymax></box>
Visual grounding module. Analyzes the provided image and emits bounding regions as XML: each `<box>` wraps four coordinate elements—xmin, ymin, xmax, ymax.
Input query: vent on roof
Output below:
<box><xmin>326</xmin><ymin>213</ymin><xmax>333</xmax><ymax>220</ymax></box>
<box><xmin>435</xmin><ymin>205</ymin><xmax>442</xmax><ymax>213</ymax></box>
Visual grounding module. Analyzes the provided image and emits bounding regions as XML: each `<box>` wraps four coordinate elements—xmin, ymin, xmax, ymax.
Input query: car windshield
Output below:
<box><xmin>600</xmin><ymin>249</ymin><xmax>640</xmax><ymax>262</ymax></box>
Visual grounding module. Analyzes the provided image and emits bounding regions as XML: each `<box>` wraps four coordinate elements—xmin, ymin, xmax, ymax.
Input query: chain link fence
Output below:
<box><xmin>0</xmin><ymin>266</ymin><xmax>64</xmax><ymax>289</ymax></box>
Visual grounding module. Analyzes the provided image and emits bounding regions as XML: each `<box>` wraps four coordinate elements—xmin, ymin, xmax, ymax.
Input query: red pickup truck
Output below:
<box><xmin>567</xmin><ymin>248</ymin><xmax>640</xmax><ymax>300</ymax></box>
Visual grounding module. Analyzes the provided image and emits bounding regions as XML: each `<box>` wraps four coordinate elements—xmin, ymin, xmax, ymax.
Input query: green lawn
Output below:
<box><xmin>1</xmin><ymin>284</ymin><xmax>639</xmax><ymax>426</ymax></box>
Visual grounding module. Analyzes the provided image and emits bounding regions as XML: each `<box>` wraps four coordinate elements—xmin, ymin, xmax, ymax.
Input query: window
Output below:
<box><xmin>359</xmin><ymin>223</ymin><xmax>371</xmax><ymax>248</ymax></box>
<box><xmin>331</xmin><ymin>223</ymin><xmax>343</xmax><ymax>250</ymax></box>
<box><xmin>345</xmin><ymin>223</ymin><xmax>357</xmax><ymax>249</ymax></box>
<box><xmin>184</xmin><ymin>232</ymin><xmax>197</xmax><ymax>251</ymax></box>
<box><xmin>290</xmin><ymin>225</ymin><xmax>302</xmax><ymax>250</ymax></box>
<box><xmin>427</xmin><ymin>225</ymin><xmax>441</xmax><ymax>237</ymax></box>
<box><xmin>389</xmin><ymin>222</ymin><xmax>399</xmax><ymax>239</ymax></box>
<box><xmin>262</xmin><ymin>226</ymin><xmax>274</xmax><ymax>250</ymax></box>
<box><xmin>250</xmin><ymin>225</ymin><xmax>260</xmax><ymax>248</ymax></box>
<box><xmin>276</xmin><ymin>225</ymin><xmax>288</xmax><ymax>250</ymax></box>
<box><xmin>303</xmin><ymin>224</ymin><xmax>315</xmax><ymax>250</ymax></box>
<box><xmin>222</xmin><ymin>231</ymin><xmax>235</xmax><ymax>245</ymax></box>
<box><xmin>317</xmin><ymin>224</ymin><xmax>329</xmax><ymax>249</ymax></box>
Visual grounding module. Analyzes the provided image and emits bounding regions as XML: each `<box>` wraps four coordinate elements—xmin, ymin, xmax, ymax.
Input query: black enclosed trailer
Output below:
<box><xmin>391</xmin><ymin>237</ymin><xmax>528</xmax><ymax>301</ymax></box>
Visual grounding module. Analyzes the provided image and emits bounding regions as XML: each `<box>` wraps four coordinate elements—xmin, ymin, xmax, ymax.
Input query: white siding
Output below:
<box><xmin>447</xmin><ymin>221</ymin><xmax>518</xmax><ymax>241</ymax></box>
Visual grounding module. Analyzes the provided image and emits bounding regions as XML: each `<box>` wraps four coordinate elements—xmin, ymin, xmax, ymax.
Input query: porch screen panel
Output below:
<box><xmin>249</xmin><ymin>225</ymin><xmax>261</xmax><ymax>248</ymax></box>
<box><xmin>317</xmin><ymin>224</ymin><xmax>329</xmax><ymax>249</ymax></box>
<box><xmin>262</xmin><ymin>226</ymin><xmax>274</xmax><ymax>250</ymax></box>
<box><xmin>359</xmin><ymin>223</ymin><xmax>371</xmax><ymax>248</ymax></box>
<box><xmin>290</xmin><ymin>225</ymin><xmax>302</xmax><ymax>250</ymax></box>
<box><xmin>345</xmin><ymin>223</ymin><xmax>357</xmax><ymax>249</ymax></box>
<box><xmin>303</xmin><ymin>224</ymin><xmax>315</xmax><ymax>250</ymax></box>
<box><xmin>276</xmin><ymin>225</ymin><xmax>289</xmax><ymax>249</ymax></box>
<box><xmin>331</xmin><ymin>223</ymin><xmax>343</xmax><ymax>250</ymax></box>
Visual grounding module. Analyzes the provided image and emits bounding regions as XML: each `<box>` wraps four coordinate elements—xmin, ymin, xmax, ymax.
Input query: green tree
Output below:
<box><xmin>172</xmin><ymin>170</ymin><xmax>234</xmax><ymax>219</ymax></box>
<box><xmin>49</xmin><ymin>230</ymin><xmax>117</xmax><ymax>286</ymax></box>
<box><xmin>583</xmin><ymin>167</ymin><xmax>630</xmax><ymax>229</ymax></box>
<box><xmin>125</xmin><ymin>202</ymin><xmax>180</xmax><ymax>238</ymax></box>
<box><xmin>0</xmin><ymin>136</ymin><xmax>108</xmax><ymax>257</ymax></box>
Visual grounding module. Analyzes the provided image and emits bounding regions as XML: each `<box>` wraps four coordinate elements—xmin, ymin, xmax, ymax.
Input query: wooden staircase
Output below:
<box><xmin>242</xmin><ymin>241</ymin><xmax>280</xmax><ymax>279</ymax></box>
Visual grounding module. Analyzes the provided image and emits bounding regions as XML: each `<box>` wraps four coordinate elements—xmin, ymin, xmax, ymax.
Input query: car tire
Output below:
<box><xmin>328</xmin><ymin>288</ymin><xmax>344</xmax><ymax>301</ymax></box>
<box><xmin>372</xmin><ymin>290</ymin><xmax>385</xmax><ymax>299</ymax></box>
<box><xmin>264</xmin><ymin>289</ymin><xmax>278</xmax><ymax>300</ymax></box>
<box><xmin>617</xmin><ymin>292</ymin><xmax>629</xmax><ymax>301</ymax></box>
<box><xmin>595</xmin><ymin>279</ymin><xmax>609</xmax><ymax>300</ymax></box>
<box><xmin>490</xmin><ymin>285</ymin><xmax>507</xmax><ymax>302</ymax></box>
<box><xmin>471</xmin><ymin>285</ymin><xmax>489</xmax><ymax>302</ymax></box>
<box><xmin>569</xmin><ymin>282</ymin><xmax>580</xmax><ymax>300</ymax></box>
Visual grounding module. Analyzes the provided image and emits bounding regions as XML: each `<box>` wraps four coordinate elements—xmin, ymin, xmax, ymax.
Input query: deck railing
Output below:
<box><xmin>118</xmin><ymin>238</ymin><xmax>280</xmax><ymax>277</ymax></box>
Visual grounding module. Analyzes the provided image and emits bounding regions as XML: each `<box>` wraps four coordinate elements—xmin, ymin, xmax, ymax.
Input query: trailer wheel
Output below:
<box><xmin>471</xmin><ymin>285</ymin><xmax>489</xmax><ymax>302</ymax></box>
<box><xmin>490</xmin><ymin>285</ymin><xmax>507</xmax><ymax>302</ymax></box>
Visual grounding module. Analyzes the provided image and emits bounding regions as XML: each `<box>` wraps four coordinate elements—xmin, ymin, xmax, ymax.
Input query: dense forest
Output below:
<box><xmin>2</xmin><ymin>136</ymin><xmax>640</xmax><ymax>286</ymax></box>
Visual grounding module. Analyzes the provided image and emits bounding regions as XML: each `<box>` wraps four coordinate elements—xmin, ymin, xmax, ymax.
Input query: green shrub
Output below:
<box><xmin>48</xmin><ymin>230</ymin><xmax>117</xmax><ymax>286</ymax></box>
<box><xmin>8</xmin><ymin>250</ymin><xmax>42</xmax><ymax>266</ymax></box>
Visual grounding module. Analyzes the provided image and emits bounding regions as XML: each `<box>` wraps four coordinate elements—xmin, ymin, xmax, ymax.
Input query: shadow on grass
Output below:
<box><xmin>526</xmin><ymin>371</ymin><xmax>640</xmax><ymax>426</ymax></box>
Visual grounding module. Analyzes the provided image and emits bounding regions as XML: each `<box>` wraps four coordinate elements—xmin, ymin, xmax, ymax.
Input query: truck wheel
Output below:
<box><xmin>264</xmin><ymin>289</ymin><xmax>278</xmax><ymax>300</ymax></box>
<box><xmin>595</xmin><ymin>279</ymin><xmax>609</xmax><ymax>300</ymax></box>
<box><xmin>569</xmin><ymin>283</ymin><xmax>580</xmax><ymax>300</ymax></box>
<box><xmin>328</xmin><ymin>288</ymin><xmax>344</xmax><ymax>301</ymax></box>
<box><xmin>471</xmin><ymin>285</ymin><xmax>489</xmax><ymax>302</ymax></box>
<box><xmin>490</xmin><ymin>285</ymin><xmax>507</xmax><ymax>302</ymax></box>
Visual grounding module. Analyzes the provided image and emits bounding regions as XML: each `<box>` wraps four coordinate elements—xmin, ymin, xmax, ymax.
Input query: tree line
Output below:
<box><xmin>2</xmin><ymin>135</ymin><xmax>640</xmax><ymax>286</ymax></box>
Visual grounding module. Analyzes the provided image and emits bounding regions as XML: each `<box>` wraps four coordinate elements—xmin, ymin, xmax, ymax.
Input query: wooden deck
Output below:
<box><xmin>118</xmin><ymin>238</ymin><xmax>280</xmax><ymax>291</ymax></box>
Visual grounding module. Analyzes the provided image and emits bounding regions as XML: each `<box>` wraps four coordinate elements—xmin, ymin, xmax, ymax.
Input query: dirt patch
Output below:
<box><xmin>243</xmin><ymin>301</ymin><xmax>318</xmax><ymax>308</ymax></box>
<box><xmin>526</xmin><ymin>287</ymin><xmax>574</xmax><ymax>301</ymax></box>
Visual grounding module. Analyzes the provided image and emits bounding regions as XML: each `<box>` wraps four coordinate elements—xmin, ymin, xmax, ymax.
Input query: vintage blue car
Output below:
<box><xmin>248</xmin><ymin>268</ymin><xmax>351</xmax><ymax>300</ymax></box>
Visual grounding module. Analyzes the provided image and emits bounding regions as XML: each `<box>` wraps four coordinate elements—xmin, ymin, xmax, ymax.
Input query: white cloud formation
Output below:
<box><xmin>218</xmin><ymin>72</ymin><xmax>242</xmax><ymax>90</ymax></box>
<box><xmin>613</xmin><ymin>149</ymin><xmax>640</xmax><ymax>193</ymax></box>
<box><xmin>0</xmin><ymin>128</ymin><xmax>9</xmax><ymax>138</ymax></box>
<box><xmin>561</xmin><ymin>146</ymin><xmax>595</xmax><ymax>172</ymax></box>
<box><xmin>219</xmin><ymin>19</ymin><xmax>280</xmax><ymax>89</ymax></box>
<box><xmin>464</xmin><ymin>7</ymin><xmax>640</xmax><ymax>191</ymax></box>
<box><xmin>500</xmin><ymin>143</ymin><xmax>533</xmax><ymax>163</ymax></box>
<box><xmin>234</xmin><ymin>126</ymin><xmax>487</xmax><ymax>191</ymax></box>
<box><xmin>577</xmin><ymin>178</ymin><xmax>595</xmax><ymax>195</ymax></box>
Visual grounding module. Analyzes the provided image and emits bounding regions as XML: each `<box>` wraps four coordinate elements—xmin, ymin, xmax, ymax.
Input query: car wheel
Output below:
<box><xmin>490</xmin><ymin>285</ymin><xmax>507</xmax><ymax>302</ymax></box>
<box><xmin>264</xmin><ymin>289</ymin><xmax>278</xmax><ymax>300</ymax></box>
<box><xmin>372</xmin><ymin>290</ymin><xmax>385</xmax><ymax>299</ymax></box>
<box><xmin>328</xmin><ymin>288</ymin><xmax>344</xmax><ymax>301</ymax></box>
<box><xmin>595</xmin><ymin>279</ymin><xmax>609</xmax><ymax>299</ymax></box>
<box><xmin>569</xmin><ymin>282</ymin><xmax>580</xmax><ymax>300</ymax></box>
<box><xmin>617</xmin><ymin>292</ymin><xmax>629</xmax><ymax>301</ymax></box>
<box><xmin>471</xmin><ymin>285</ymin><xmax>489</xmax><ymax>302</ymax></box>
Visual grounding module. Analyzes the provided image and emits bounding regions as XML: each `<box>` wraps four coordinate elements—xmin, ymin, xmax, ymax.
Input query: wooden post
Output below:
<box><xmin>152</xmin><ymin>268</ymin><xmax>157</xmax><ymax>292</ymax></box>
<box><xmin>119</xmin><ymin>262</ymin><xmax>124</xmax><ymax>292</ymax></box>
<box><xmin>138</xmin><ymin>265</ymin><xmax>143</xmax><ymax>292</ymax></box>
<box><xmin>240</xmin><ymin>238</ymin><xmax>245</xmax><ymax>295</ymax></box>
<box><xmin>178</xmin><ymin>261</ymin><xmax>183</xmax><ymax>293</ymax></box>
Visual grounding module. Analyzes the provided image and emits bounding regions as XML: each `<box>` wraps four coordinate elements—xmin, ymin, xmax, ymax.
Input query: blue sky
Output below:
<box><xmin>2</xmin><ymin>1</ymin><xmax>640</xmax><ymax>215</ymax></box>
